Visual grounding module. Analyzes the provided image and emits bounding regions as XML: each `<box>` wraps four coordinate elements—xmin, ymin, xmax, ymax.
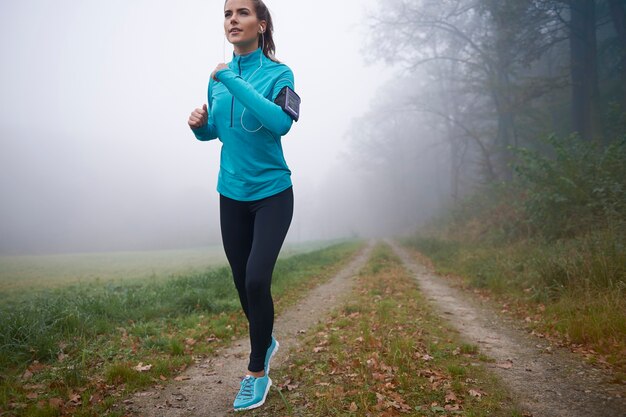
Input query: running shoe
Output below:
<box><xmin>264</xmin><ymin>336</ymin><xmax>279</xmax><ymax>374</ymax></box>
<box><xmin>233</xmin><ymin>375</ymin><xmax>272</xmax><ymax>411</ymax></box>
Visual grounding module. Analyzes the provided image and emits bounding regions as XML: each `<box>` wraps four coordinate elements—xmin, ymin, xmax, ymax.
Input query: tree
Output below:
<box><xmin>367</xmin><ymin>0</ymin><xmax>562</xmax><ymax>181</ymax></box>
<box><xmin>608</xmin><ymin>0</ymin><xmax>626</xmax><ymax>107</ymax></box>
<box><xmin>568</xmin><ymin>0</ymin><xmax>602</xmax><ymax>141</ymax></box>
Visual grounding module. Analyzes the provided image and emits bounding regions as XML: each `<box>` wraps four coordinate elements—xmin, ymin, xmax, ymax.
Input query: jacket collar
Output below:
<box><xmin>231</xmin><ymin>47</ymin><xmax>263</xmax><ymax>72</ymax></box>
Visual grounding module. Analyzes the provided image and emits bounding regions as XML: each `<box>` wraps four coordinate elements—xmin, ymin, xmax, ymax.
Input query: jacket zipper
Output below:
<box><xmin>230</xmin><ymin>60</ymin><xmax>242</xmax><ymax>128</ymax></box>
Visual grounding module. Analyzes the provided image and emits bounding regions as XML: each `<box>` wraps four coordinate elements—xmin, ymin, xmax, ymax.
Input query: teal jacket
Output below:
<box><xmin>191</xmin><ymin>48</ymin><xmax>295</xmax><ymax>201</ymax></box>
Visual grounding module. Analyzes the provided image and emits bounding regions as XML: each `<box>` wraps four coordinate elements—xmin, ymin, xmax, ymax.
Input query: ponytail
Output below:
<box><xmin>253</xmin><ymin>0</ymin><xmax>279</xmax><ymax>63</ymax></box>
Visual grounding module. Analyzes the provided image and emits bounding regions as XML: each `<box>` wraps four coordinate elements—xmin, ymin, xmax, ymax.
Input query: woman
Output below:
<box><xmin>187</xmin><ymin>0</ymin><xmax>299</xmax><ymax>411</ymax></box>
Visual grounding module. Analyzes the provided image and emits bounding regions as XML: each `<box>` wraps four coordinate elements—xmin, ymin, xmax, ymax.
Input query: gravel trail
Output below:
<box><xmin>389</xmin><ymin>239</ymin><xmax>626</xmax><ymax>417</ymax></box>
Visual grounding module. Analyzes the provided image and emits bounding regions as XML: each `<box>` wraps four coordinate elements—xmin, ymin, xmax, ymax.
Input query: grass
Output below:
<box><xmin>0</xmin><ymin>241</ymin><xmax>332</xmax><ymax>297</ymax></box>
<box><xmin>249</xmin><ymin>243</ymin><xmax>523</xmax><ymax>416</ymax></box>
<box><xmin>403</xmin><ymin>232</ymin><xmax>626</xmax><ymax>374</ymax></box>
<box><xmin>0</xmin><ymin>240</ymin><xmax>362</xmax><ymax>417</ymax></box>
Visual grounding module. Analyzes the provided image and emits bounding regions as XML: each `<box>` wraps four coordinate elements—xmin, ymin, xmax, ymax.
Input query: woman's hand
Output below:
<box><xmin>188</xmin><ymin>104</ymin><xmax>208</xmax><ymax>129</ymax></box>
<box><xmin>211</xmin><ymin>63</ymin><xmax>229</xmax><ymax>81</ymax></box>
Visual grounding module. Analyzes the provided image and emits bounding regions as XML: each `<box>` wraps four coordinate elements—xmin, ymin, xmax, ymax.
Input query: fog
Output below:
<box><xmin>0</xmin><ymin>0</ymin><xmax>454</xmax><ymax>255</ymax></box>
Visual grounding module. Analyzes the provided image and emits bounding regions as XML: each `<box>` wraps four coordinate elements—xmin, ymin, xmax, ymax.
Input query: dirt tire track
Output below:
<box><xmin>125</xmin><ymin>241</ymin><xmax>374</xmax><ymax>417</ymax></box>
<box><xmin>388</xmin><ymin>239</ymin><xmax>626</xmax><ymax>417</ymax></box>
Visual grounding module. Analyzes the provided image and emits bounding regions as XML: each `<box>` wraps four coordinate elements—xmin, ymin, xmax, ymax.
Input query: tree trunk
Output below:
<box><xmin>569</xmin><ymin>0</ymin><xmax>601</xmax><ymax>142</ymax></box>
<box><xmin>608</xmin><ymin>0</ymin><xmax>626</xmax><ymax>108</ymax></box>
<box><xmin>493</xmin><ymin>71</ymin><xmax>517</xmax><ymax>180</ymax></box>
<box><xmin>437</xmin><ymin>71</ymin><xmax>461</xmax><ymax>202</ymax></box>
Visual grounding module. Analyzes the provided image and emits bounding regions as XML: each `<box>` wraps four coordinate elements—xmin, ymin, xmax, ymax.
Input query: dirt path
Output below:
<box><xmin>125</xmin><ymin>242</ymin><xmax>374</xmax><ymax>417</ymax></box>
<box><xmin>388</xmin><ymin>240</ymin><xmax>626</xmax><ymax>417</ymax></box>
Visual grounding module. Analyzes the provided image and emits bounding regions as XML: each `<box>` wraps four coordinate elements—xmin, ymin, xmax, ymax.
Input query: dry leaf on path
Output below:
<box><xmin>134</xmin><ymin>362</ymin><xmax>152</xmax><ymax>372</ymax></box>
<box><xmin>469</xmin><ymin>389</ymin><xmax>484</xmax><ymax>398</ymax></box>
<box><xmin>445</xmin><ymin>391</ymin><xmax>458</xmax><ymax>403</ymax></box>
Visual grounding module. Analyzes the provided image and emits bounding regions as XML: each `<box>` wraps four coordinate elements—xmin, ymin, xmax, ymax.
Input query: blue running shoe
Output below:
<box><xmin>264</xmin><ymin>336</ymin><xmax>279</xmax><ymax>374</ymax></box>
<box><xmin>233</xmin><ymin>375</ymin><xmax>272</xmax><ymax>411</ymax></box>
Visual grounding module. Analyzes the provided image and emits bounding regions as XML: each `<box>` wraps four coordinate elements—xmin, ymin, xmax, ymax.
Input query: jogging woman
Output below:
<box><xmin>187</xmin><ymin>0</ymin><xmax>298</xmax><ymax>411</ymax></box>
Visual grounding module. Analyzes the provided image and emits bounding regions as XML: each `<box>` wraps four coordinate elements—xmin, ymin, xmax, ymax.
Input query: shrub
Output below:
<box><xmin>512</xmin><ymin>135</ymin><xmax>626</xmax><ymax>240</ymax></box>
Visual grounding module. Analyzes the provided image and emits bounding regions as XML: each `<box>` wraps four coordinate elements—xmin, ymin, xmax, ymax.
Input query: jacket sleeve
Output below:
<box><xmin>191</xmin><ymin>79</ymin><xmax>218</xmax><ymax>141</ymax></box>
<box><xmin>216</xmin><ymin>67</ymin><xmax>294</xmax><ymax>136</ymax></box>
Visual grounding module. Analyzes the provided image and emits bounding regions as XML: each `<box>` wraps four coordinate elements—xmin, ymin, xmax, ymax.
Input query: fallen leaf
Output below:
<box><xmin>174</xmin><ymin>375</ymin><xmax>191</xmax><ymax>381</ymax></box>
<box><xmin>422</xmin><ymin>354</ymin><xmax>434</xmax><ymax>361</ymax></box>
<box><xmin>469</xmin><ymin>389</ymin><xmax>484</xmax><ymax>398</ymax></box>
<box><xmin>28</xmin><ymin>361</ymin><xmax>46</xmax><ymax>373</ymax></box>
<box><xmin>89</xmin><ymin>393</ymin><xmax>103</xmax><ymax>405</ymax></box>
<box><xmin>349</xmin><ymin>402</ymin><xmax>358</xmax><ymax>412</ymax></box>
<box><xmin>445</xmin><ymin>391</ymin><xmax>458</xmax><ymax>403</ymax></box>
<box><xmin>134</xmin><ymin>362</ymin><xmax>152</xmax><ymax>372</ymax></box>
<box><xmin>49</xmin><ymin>398</ymin><xmax>64</xmax><ymax>408</ymax></box>
<box><xmin>23</xmin><ymin>383</ymin><xmax>45</xmax><ymax>390</ymax></box>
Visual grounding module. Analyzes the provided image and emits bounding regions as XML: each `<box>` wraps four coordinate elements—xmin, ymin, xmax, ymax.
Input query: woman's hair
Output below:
<box><xmin>226</xmin><ymin>0</ymin><xmax>279</xmax><ymax>62</ymax></box>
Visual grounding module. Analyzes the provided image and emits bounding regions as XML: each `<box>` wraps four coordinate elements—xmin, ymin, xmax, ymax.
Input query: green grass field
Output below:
<box><xmin>0</xmin><ymin>240</ymin><xmax>332</xmax><ymax>297</ymax></box>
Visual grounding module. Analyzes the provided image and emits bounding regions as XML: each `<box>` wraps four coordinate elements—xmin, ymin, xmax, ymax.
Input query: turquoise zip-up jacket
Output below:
<box><xmin>191</xmin><ymin>47</ymin><xmax>295</xmax><ymax>201</ymax></box>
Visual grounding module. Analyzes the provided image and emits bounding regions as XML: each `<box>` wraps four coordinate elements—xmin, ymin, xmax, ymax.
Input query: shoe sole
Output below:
<box><xmin>234</xmin><ymin>377</ymin><xmax>272</xmax><ymax>411</ymax></box>
<box><xmin>266</xmin><ymin>339</ymin><xmax>279</xmax><ymax>374</ymax></box>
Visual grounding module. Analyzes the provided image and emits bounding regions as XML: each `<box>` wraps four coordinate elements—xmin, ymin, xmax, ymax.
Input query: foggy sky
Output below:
<box><xmin>0</xmin><ymin>0</ymin><xmax>393</xmax><ymax>254</ymax></box>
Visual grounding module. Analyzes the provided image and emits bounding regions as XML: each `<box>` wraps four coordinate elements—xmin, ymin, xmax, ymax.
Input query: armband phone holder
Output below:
<box><xmin>274</xmin><ymin>86</ymin><xmax>301</xmax><ymax>122</ymax></box>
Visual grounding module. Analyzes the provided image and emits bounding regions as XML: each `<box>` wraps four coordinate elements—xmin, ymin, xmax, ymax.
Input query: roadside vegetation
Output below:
<box><xmin>253</xmin><ymin>244</ymin><xmax>523</xmax><ymax>417</ymax></box>
<box><xmin>404</xmin><ymin>136</ymin><xmax>626</xmax><ymax>376</ymax></box>
<box><xmin>0</xmin><ymin>241</ymin><xmax>361</xmax><ymax>417</ymax></box>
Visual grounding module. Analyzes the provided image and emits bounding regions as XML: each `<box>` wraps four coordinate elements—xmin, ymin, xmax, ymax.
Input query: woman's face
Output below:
<box><xmin>224</xmin><ymin>0</ymin><xmax>265</xmax><ymax>51</ymax></box>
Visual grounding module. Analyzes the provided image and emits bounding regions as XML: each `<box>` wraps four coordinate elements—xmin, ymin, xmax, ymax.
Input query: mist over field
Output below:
<box><xmin>0</xmin><ymin>0</ymin><xmax>420</xmax><ymax>255</ymax></box>
<box><xmin>3</xmin><ymin>0</ymin><xmax>624</xmax><ymax>257</ymax></box>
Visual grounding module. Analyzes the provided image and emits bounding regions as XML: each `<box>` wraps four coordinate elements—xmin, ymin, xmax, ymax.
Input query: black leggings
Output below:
<box><xmin>220</xmin><ymin>186</ymin><xmax>293</xmax><ymax>372</ymax></box>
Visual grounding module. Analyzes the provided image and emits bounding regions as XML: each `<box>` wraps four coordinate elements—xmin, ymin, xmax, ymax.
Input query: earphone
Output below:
<box><xmin>240</xmin><ymin>30</ymin><xmax>266</xmax><ymax>133</ymax></box>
